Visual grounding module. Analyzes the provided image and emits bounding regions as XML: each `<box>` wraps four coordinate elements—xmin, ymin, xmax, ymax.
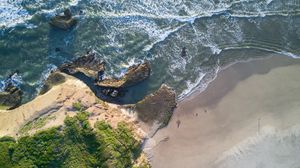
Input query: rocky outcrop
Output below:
<box><xmin>0</xmin><ymin>73</ymin><xmax>23</xmax><ymax>110</ymax></box>
<box><xmin>39</xmin><ymin>72</ymin><xmax>66</xmax><ymax>95</ymax></box>
<box><xmin>97</xmin><ymin>62</ymin><xmax>151</xmax><ymax>88</ymax></box>
<box><xmin>49</xmin><ymin>9</ymin><xmax>77</xmax><ymax>30</ymax></box>
<box><xmin>134</xmin><ymin>84</ymin><xmax>176</xmax><ymax>127</ymax></box>
<box><xmin>100</xmin><ymin>88</ymin><xmax>121</xmax><ymax>98</ymax></box>
<box><xmin>59</xmin><ymin>55</ymin><xmax>150</xmax><ymax>99</ymax></box>
<box><xmin>59</xmin><ymin>52</ymin><xmax>105</xmax><ymax>80</ymax></box>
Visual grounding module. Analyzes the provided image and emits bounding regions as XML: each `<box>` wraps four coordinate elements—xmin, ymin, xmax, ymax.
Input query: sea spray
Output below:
<box><xmin>35</xmin><ymin>64</ymin><xmax>58</xmax><ymax>94</ymax></box>
<box><xmin>0</xmin><ymin>72</ymin><xmax>23</xmax><ymax>92</ymax></box>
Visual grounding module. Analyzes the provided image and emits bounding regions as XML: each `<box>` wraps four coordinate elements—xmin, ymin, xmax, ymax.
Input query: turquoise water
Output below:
<box><xmin>0</xmin><ymin>0</ymin><xmax>299</xmax><ymax>103</ymax></box>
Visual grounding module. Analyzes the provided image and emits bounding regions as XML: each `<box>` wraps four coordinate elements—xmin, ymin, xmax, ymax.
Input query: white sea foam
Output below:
<box><xmin>223</xmin><ymin>45</ymin><xmax>300</xmax><ymax>59</ymax></box>
<box><xmin>69</xmin><ymin>0</ymin><xmax>81</xmax><ymax>6</ymax></box>
<box><xmin>178</xmin><ymin>73</ymin><xmax>206</xmax><ymax>100</ymax></box>
<box><xmin>0</xmin><ymin>72</ymin><xmax>23</xmax><ymax>92</ymax></box>
<box><xmin>0</xmin><ymin>0</ymin><xmax>31</xmax><ymax>28</ymax></box>
<box><xmin>1</xmin><ymin>0</ymin><xmax>299</xmax><ymax>102</ymax></box>
<box><xmin>209</xmin><ymin>45</ymin><xmax>223</xmax><ymax>55</ymax></box>
<box><xmin>35</xmin><ymin>64</ymin><xmax>58</xmax><ymax>93</ymax></box>
<box><xmin>0</xmin><ymin>0</ymin><xmax>81</xmax><ymax>29</ymax></box>
<box><xmin>216</xmin><ymin>125</ymin><xmax>300</xmax><ymax>168</ymax></box>
<box><xmin>115</xmin><ymin>58</ymin><xmax>141</xmax><ymax>78</ymax></box>
<box><xmin>0</xmin><ymin>80</ymin><xmax>5</xmax><ymax>92</ymax></box>
<box><xmin>143</xmin><ymin>25</ymin><xmax>185</xmax><ymax>52</ymax></box>
<box><xmin>279</xmin><ymin>51</ymin><xmax>300</xmax><ymax>59</ymax></box>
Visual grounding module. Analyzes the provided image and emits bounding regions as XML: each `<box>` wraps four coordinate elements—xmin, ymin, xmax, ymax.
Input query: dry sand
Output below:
<box><xmin>148</xmin><ymin>56</ymin><xmax>300</xmax><ymax>168</ymax></box>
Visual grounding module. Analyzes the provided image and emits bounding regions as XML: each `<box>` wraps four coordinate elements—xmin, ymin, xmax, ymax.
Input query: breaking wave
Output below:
<box><xmin>35</xmin><ymin>64</ymin><xmax>58</xmax><ymax>94</ymax></box>
<box><xmin>0</xmin><ymin>72</ymin><xmax>23</xmax><ymax>92</ymax></box>
<box><xmin>0</xmin><ymin>0</ymin><xmax>299</xmax><ymax>101</ymax></box>
<box><xmin>0</xmin><ymin>0</ymin><xmax>81</xmax><ymax>29</ymax></box>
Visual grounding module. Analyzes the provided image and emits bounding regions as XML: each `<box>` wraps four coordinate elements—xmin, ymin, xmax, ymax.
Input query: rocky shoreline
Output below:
<box><xmin>0</xmin><ymin>51</ymin><xmax>177</xmax><ymax>139</ymax></box>
<box><xmin>0</xmin><ymin>72</ymin><xmax>23</xmax><ymax>110</ymax></box>
<box><xmin>0</xmin><ymin>71</ymin><xmax>176</xmax><ymax>166</ymax></box>
<box><xmin>0</xmin><ymin>52</ymin><xmax>177</xmax><ymax>136</ymax></box>
<box><xmin>0</xmin><ymin>9</ymin><xmax>177</xmax><ymax>166</ymax></box>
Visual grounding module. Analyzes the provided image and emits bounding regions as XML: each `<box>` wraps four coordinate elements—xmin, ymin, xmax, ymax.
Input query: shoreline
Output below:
<box><xmin>148</xmin><ymin>55</ymin><xmax>300</xmax><ymax>168</ymax></box>
<box><xmin>179</xmin><ymin>54</ymin><xmax>300</xmax><ymax>103</ymax></box>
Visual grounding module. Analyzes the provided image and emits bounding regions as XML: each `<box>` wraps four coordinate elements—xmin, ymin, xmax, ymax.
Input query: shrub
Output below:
<box><xmin>0</xmin><ymin>112</ymin><xmax>143</xmax><ymax>168</ymax></box>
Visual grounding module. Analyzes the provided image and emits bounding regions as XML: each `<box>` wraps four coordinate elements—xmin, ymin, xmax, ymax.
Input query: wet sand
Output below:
<box><xmin>148</xmin><ymin>56</ymin><xmax>300</xmax><ymax>168</ymax></box>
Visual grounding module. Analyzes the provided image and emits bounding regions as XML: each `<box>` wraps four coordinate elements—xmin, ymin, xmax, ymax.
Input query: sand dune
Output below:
<box><xmin>148</xmin><ymin>56</ymin><xmax>300</xmax><ymax>168</ymax></box>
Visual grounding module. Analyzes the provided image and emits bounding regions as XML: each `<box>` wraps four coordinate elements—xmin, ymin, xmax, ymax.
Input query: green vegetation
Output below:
<box><xmin>19</xmin><ymin>115</ymin><xmax>56</xmax><ymax>135</ymax></box>
<box><xmin>0</xmin><ymin>104</ymin><xmax>10</xmax><ymax>110</ymax></box>
<box><xmin>0</xmin><ymin>112</ymin><xmax>145</xmax><ymax>168</ymax></box>
<box><xmin>72</xmin><ymin>101</ymin><xmax>85</xmax><ymax>112</ymax></box>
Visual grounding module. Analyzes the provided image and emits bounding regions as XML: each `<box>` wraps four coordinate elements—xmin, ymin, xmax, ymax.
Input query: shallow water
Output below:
<box><xmin>216</xmin><ymin>126</ymin><xmax>300</xmax><ymax>168</ymax></box>
<box><xmin>0</xmin><ymin>0</ymin><xmax>299</xmax><ymax>103</ymax></box>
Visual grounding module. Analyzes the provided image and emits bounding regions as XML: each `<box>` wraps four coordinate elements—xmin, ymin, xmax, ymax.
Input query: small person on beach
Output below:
<box><xmin>176</xmin><ymin>120</ymin><xmax>181</xmax><ymax>128</ymax></box>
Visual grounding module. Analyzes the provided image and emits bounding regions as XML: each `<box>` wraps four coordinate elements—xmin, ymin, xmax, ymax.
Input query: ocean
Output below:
<box><xmin>0</xmin><ymin>0</ymin><xmax>299</xmax><ymax>103</ymax></box>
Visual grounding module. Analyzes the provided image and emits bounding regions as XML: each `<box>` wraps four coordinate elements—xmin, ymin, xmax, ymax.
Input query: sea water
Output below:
<box><xmin>0</xmin><ymin>0</ymin><xmax>299</xmax><ymax>103</ymax></box>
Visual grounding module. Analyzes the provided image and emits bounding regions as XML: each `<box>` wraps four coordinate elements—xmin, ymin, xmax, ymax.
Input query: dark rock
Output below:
<box><xmin>49</xmin><ymin>9</ymin><xmax>77</xmax><ymax>30</ymax></box>
<box><xmin>98</xmin><ymin>71</ymin><xmax>104</xmax><ymax>81</ymax></box>
<box><xmin>39</xmin><ymin>72</ymin><xmax>66</xmax><ymax>95</ymax></box>
<box><xmin>64</xmin><ymin>9</ymin><xmax>72</xmax><ymax>18</ymax></box>
<box><xmin>101</xmin><ymin>88</ymin><xmax>111</xmax><ymax>96</ymax></box>
<box><xmin>135</xmin><ymin>84</ymin><xmax>176</xmax><ymax>127</ymax></box>
<box><xmin>181</xmin><ymin>47</ymin><xmax>187</xmax><ymax>58</ymax></box>
<box><xmin>59</xmin><ymin>52</ymin><xmax>105</xmax><ymax>80</ymax></box>
<box><xmin>55</xmin><ymin>47</ymin><xmax>61</xmax><ymax>52</ymax></box>
<box><xmin>96</xmin><ymin>62</ymin><xmax>151</xmax><ymax>88</ymax></box>
<box><xmin>0</xmin><ymin>73</ymin><xmax>23</xmax><ymax>110</ymax></box>
<box><xmin>100</xmin><ymin>88</ymin><xmax>121</xmax><ymax>98</ymax></box>
<box><xmin>110</xmin><ymin>90</ymin><xmax>119</xmax><ymax>97</ymax></box>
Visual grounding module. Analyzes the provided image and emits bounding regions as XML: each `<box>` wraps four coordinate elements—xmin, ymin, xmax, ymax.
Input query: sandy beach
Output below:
<box><xmin>148</xmin><ymin>56</ymin><xmax>300</xmax><ymax>168</ymax></box>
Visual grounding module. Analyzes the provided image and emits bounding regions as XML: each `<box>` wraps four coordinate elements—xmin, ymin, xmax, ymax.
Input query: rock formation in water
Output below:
<box><xmin>96</xmin><ymin>62</ymin><xmax>151</xmax><ymax>88</ymax></box>
<box><xmin>59</xmin><ymin>53</ymin><xmax>150</xmax><ymax>99</ymax></box>
<box><xmin>181</xmin><ymin>47</ymin><xmax>187</xmax><ymax>58</ymax></box>
<box><xmin>135</xmin><ymin>84</ymin><xmax>176</xmax><ymax>127</ymax></box>
<box><xmin>59</xmin><ymin>52</ymin><xmax>105</xmax><ymax>80</ymax></box>
<box><xmin>39</xmin><ymin>72</ymin><xmax>66</xmax><ymax>95</ymax></box>
<box><xmin>49</xmin><ymin>9</ymin><xmax>77</xmax><ymax>30</ymax></box>
<box><xmin>0</xmin><ymin>73</ymin><xmax>23</xmax><ymax>110</ymax></box>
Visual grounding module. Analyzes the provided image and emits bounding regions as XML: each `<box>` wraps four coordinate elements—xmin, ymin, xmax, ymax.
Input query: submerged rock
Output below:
<box><xmin>135</xmin><ymin>84</ymin><xmax>176</xmax><ymax>127</ymax></box>
<box><xmin>97</xmin><ymin>62</ymin><xmax>151</xmax><ymax>88</ymax></box>
<box><xmin>39</xmin><ymin>72</ymin><xmax>66</xmax><ymax>95</ymax></box>
<box><xmin>101</xmin><ymin>88</ymin><xmax>121</xmax><ymax>98</ymax></box>
<box><xmin>59</xmin><ymin>52</ymin><xmax>105</xmax><ymax>80</ymax></box>
<box><xmin>0</xmin><ymin>73</ymin><xmax>23</xmax><ymax>110</ymax></box>
<box><xmin>181</xmin><ymin>47</ymin><xmax>187</xmax><ymax>58</ymax></box>
<box><xmin>49</xmin><ymin>9</ymin><xmax>77</xmax><ymax>30</ymax></box>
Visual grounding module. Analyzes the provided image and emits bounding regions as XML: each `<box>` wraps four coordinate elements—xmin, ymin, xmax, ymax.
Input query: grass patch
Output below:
<box><xmin>0</xmin><ymin>105</ymin><xmax>9</xmax><ymax>110</ymax></box>
<box><xmin>72</xmin><ymin>101</ymin><xmax>86</xmax><ymax>112</ymax></box>
<box><xmin>19</xmin><ymin>115</ymin><xmax>56</xmax><ymax>135</ymax></box>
